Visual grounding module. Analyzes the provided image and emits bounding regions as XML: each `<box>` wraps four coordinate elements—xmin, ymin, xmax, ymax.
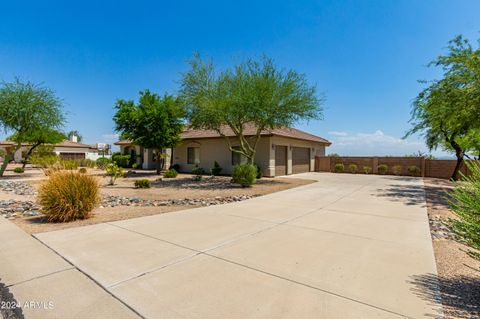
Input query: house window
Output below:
<box><xmin>231</xmin><ymin>147</ymin><xmax>247</xmax><ymax>165</ymax></box>
<box><xmin>187</xmin><ymin>147</ymin><xmax>200</xmax><ymax>164</ymax></box>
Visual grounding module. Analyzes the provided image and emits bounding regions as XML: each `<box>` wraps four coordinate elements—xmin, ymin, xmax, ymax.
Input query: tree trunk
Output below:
<box><xmin>0</xmin><ymin>152</ymin><xmax>13</xmax><ymax>177</ymax></box>
<box><xmin>22</xmin><ymin>142</ymin><xmax>41</xmax><ymax>169</ymax></box>
<box><xmin>451</xmin><ymin>143</ymin><xmax>465</xmax><ymax>181</ymax></box>
<box><xmin>155</xmin><ymin>149</ymin><xmax>162</xmax><ymax>175</ymax></box>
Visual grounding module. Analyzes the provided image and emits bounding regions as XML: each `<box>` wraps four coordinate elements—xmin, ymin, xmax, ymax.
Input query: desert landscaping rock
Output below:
<box><xmin>100</xmin><ymin>194</ymin><xmax>258</xmax><ymax>208</ymax></box>
<box><xmin>429</xmin><ymin>215</ymin><xmax>456</xmax><ymax>240</ymax></box>
<box><xmin>0</xmin><ymin>181</ymin><xmax>37</xmax><ymax>196</ymax></box>
<box><xmin>0</xmin><ymin>200</ymin><xmax>41</xmax><ymax>219</ymax></box>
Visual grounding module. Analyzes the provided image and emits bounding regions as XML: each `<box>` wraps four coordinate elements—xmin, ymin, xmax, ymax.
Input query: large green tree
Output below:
<box><xmin>9</xmin><ymin>128</ymin><xmax>66</xmax><ymax>169</ymax></box>
<box><xmin>114</xmin><ymin>91</ymin><xmax>185</xmax><ymax>174</ymax></box>
<box><xmin>179</xmin><ymin>54</ymin><xmax>323</xmax><ymax>164</ymax></box>
<box><xmin>406</xmin><ymin>36</ymin><xmax>480</xmax><ymax>180</ymax></box>
<box><xmin>0</xmin><ymin>79</ymin><xmax>65</xmax><ymax>176</ymax></box>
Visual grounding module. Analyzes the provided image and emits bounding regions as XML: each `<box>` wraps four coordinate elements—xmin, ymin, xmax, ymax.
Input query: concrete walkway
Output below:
<box><xmin>13</xmin><ymin>173</ymin><xmax>442</xmax><ymax>318</ymax></box>
<box><xmin>0</xmin><ymin>215</ymin><xmax>141</xmax><ymax>318</ymax></box>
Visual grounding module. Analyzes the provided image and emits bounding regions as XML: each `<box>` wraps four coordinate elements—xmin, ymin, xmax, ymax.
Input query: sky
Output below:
<box><xmin>1</xmin><ymin>0</ymin><xmax>479</xmax><ymax>157</ymax></box>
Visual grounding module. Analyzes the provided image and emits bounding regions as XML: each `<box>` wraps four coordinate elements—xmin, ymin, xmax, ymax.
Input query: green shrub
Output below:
<box><xmin>334</xmin><ymin>163</ymin><xmax>344</xmax><ymax>173</ymax></box>
<box><xmin>447</xmin><ymin>162</ymin><xmax>480</xmax><ymax>261</ymax></box>
<box><xmin>60</xmin><ymin>160</ymin><xmax>78</xmax><ymax>170</ymax></box>
<box><xmin>96</xmin><ymin>157</ymin><xmax>111</xmax><ymax>169</ymax></box>
<box><xmin>392</xmin><ymin>165</ymin><xmax>403</xmax><ymax>176</ymax></box>
<box><xmin>105</xmin><ymin>163</ymin><xmax>123</xmax><ymax>185</ymax></box>
<box><xmin>38</xmin><ymin>171</ymin><xmax>99</xmax><ymax>222</ymax></box>
<box><xmin>78</xmin><ymin>167</ymin><xmax>87</xmax><ymax>174</ymax></box>
<box><xmin>171</xmin><ymin>164</ymin><xmax>181</xmax><ymax>172</ymax></box>
<box><xmin>192</xmin><ymin>165</ymin><xmax>204</xmax><ymax>181</ymax></box>
<box><xmin>112</xmin><ymin>154</ymin><xmax>131</xmax><ymax>168</ymax></box>
<box><xmin>377</xmin><ymin>164</ymin><xmax>388</xmax><ymax>175</ymax></box>
<box><xmin>363</xmin><ymin>166</ymin><xmax>372</xmax><ymax>174</ymax></box>
<box><xmin>232</xmin><ymin>164</ymin><xmax>257</xmax><ymax>187</ymax></box>
<box><xmin>163</xmin><ymin>168</ymin><xmax>178</xmax><ymax>178</ymax></box>
<box><xmin>255</xmin><ymin>164</ymin><xmax>263</xmax><ymax>179</ymax></box>
<box><xmin>132</xmin><ymin>163</ymin><xmax>140</xmax><ymax>169</ymax></box>
<box><xmin>13</xmin><ymin>167</ymin><xmax>24</xmax><ymax>173</ymax></box>
<box><xmin>134</xmin><ymin>179</ymin><xmax>151</xmax><ymax>188</ymax></box>
<box><xmin>348</xmin><ymin>164</ymin><xmax>358</xmax><ymax>174</ymax></box>
<box><xmin>210</xmin><ymin>161</ymin><xmax>222</xmax><ymax>176</ymax></box>
<box><xmin>408</xmin><ymin>165</ymin><xmax>421</xmax><ymax>176</ymax></box>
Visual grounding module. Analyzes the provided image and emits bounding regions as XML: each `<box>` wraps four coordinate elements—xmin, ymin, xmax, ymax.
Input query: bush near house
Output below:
<box><xmin>392</xmin><ymin>165</ymin><xmax>403</xmax><ymax>176</ymax></box>
<box><xmin>171</xmin><ymin>164</ymin><xmax>181</xmax><ymax>172</ymax></box>
<box><xmin>192</xmin><ymin>165</ymin><xmax>204</xmax><ymax>181</ymax></box>
<box><xmin>255</xmin><ymin>164</ymin><xmax>263</xmax><ymax>179</ymax></box>
<box><xmin>112</xmin><ymin>153</ymin><xmax>132</xmax><ymax>168</ymax></box>
<box><xmin>447</xmin><ymin>162</ymin><xmax>480</xmax><ymax>261</ymax></box>
<box><xmin>38</xmin><ymin>171</ymin><xmax>99</xmax><ymax>222</ymax></box>
<box><xmin>334</xmin><ymin>163</ymin><xmax>344</xmax><ymax>173</ymax></box>
<box><xmin>408</xmin><ymin>165</ymin><xmax>421</xmax><ymax>176</ymax></box>
<box><xmin>134</xmin><ymin>179</ymin><xmax>151</xmax><ymax>188</ymax></box>
<box><xmin>13</xmin><ymin>167</ymin><xmax>24</xmax><ymax>173</ymax></box>
<box><xmin>348</xmin><ymin>164</ymin><xmax>358</xmax><ymax>174</ymax></box>
<box><xmin>163</xmin><ymin>168</ymin><xmax>178</xmax><ymax>178</ymax></box>
<box><xmin>210</xmin><ymin>161</ymin><xmax>222</xmax><ymax>176</ymax></box>
<box><xmin>363</xmin><ymin>166</ymin><xmax>372</xmax><ymax>174</ymax></box>
<box><xmin>377</xmin><ymin>164</ymin><xmax>388</xmax><ymax>175</ymax></box>
<box><xmin>232</xmin><ymin>164</ymin><xmax>257</xmax><ymax>187</ymax></box>
<box><xmin>96</xmin><ymin>157</ymin><xmax>111</xmax><ymax>169</ymax></box>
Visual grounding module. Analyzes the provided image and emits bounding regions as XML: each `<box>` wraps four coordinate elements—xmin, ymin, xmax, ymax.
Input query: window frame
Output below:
<box><xmin>187</xmin><ymin>147</ymin><xmax>200</xmax><ymax>165</ymax></box>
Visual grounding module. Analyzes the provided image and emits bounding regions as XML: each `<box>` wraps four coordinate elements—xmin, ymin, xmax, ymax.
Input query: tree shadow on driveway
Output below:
<box><xmin>409</xmin><ymin>273</ymin><xmax>480</xmax><ymax>318</ymax></box>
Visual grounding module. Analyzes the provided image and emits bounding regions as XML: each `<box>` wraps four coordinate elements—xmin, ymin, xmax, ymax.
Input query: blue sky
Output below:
<box><xmin>1</xmin><ymin>0</ymin><xmax>479</xmax><ymax>156</ymax></box>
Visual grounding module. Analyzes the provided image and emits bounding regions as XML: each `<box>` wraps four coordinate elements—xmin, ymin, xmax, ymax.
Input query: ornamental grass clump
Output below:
<box><xmin>38</xmin><ymin>171</ymin><xmax>99</xmax><ymax>222</ymax></box>
<box><xmin>363</xmin><ymin>166</ymin><xmax>371</xmax><ymax>174</ymax></box>
<box><xmin>447</xmin><ymin>162</ymin><xmax>480</xmax><ymax>261</ymax></box>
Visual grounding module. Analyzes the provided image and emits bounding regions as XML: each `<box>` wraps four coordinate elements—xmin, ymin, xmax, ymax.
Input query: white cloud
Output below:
<box><xmin>326</xmin><ymin>130</ymin><xmax>446</xmax><ymax>156</ymax></box>
<box><xmin>328</xmin><ymin>131</ymin><xmax>348</xmax><ymax>136</ymax></box>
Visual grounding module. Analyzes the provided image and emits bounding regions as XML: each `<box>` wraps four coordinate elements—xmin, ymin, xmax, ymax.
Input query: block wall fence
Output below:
<box><xmin>314</xmin><ymin>156</ymin><xmax>474</xmax><ymax>179</ymax></box>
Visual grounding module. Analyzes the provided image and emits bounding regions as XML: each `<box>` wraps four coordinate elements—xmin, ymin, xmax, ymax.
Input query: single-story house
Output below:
<box><xmin>0</xmin><ymin>134</ymin><xmax>111</xmax><ymax>163</ymax></box>
<box><xmin>115</xmin><ymin>125</ymin><xmax>330</xmax><ymax>177</ymax></box>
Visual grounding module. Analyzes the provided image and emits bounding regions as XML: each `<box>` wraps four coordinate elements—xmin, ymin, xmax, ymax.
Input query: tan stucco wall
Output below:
<box><xmin>121</xmin><ymin>136</ymin><xmax>327</xmax><ymax>176</ymax></box>
<box><xmin>172</xmin><ymin>137</ymin><xmax>272</xmax><ymax>176</ymax></box>
<box><xmin>269</xmin><ymin>136</ymin><xmax>326</xmax><ymax>176</ymax></box>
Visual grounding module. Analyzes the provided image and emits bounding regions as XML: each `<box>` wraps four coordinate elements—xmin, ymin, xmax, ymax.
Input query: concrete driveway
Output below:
<box><xmin>35</xmin><ymin>173</ymin><xmax>442</xmax><ymax>318</ymax></box>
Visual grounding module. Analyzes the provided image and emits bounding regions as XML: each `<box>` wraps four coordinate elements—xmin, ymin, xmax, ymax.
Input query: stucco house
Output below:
<box><xmin>115</xmin><ymin>126</ymin><xmax>330</xmax><ymax>177</ymax></box>
<box><xmin>0</xmin><ymin>134</ymin><xmax>111</xmax><ymax>163</ymax></box>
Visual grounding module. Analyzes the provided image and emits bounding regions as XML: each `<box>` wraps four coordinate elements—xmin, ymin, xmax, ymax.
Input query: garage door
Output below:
<box><xmin>292</xmin><ymin>147</ymin><xmax>310</xmax><ymax>174</ymax></box>
<box><xmin>275</xmin><ymin>146</ymin><xmax>287</xmax><ymax>176</ymax></box>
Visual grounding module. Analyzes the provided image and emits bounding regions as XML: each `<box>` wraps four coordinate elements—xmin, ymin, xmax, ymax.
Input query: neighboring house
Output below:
<box><xmin>0</xmin><ymin>134</ymin><xmax>111</xmax><ymax>163</ymax></box>
<box><xmin>115</xmin><ymin>125</ymin><xmax>330</xmax><ymax>177</ymax></box>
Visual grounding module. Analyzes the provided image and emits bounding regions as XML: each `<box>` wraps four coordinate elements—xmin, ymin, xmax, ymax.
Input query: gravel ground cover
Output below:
<box><xmin>0</xmin><ymin>172</ymin><xmax>312</xmax><ymax>234</ymax></box>
<box><xmin>423</xmin><ymin>178</ymin><xmax>480</xmax><ymax>319</ymax></box>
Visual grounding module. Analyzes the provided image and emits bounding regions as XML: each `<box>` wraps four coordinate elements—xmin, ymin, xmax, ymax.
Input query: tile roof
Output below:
<box><xmin>0</xmin><ymin>140</ymin><xmax>96</xmax><ymax>149</ymax></box>
<box><xmin>115</xmin><ymin>125</ymin><xmax>330</xmax><ymax>145</ymax></box>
